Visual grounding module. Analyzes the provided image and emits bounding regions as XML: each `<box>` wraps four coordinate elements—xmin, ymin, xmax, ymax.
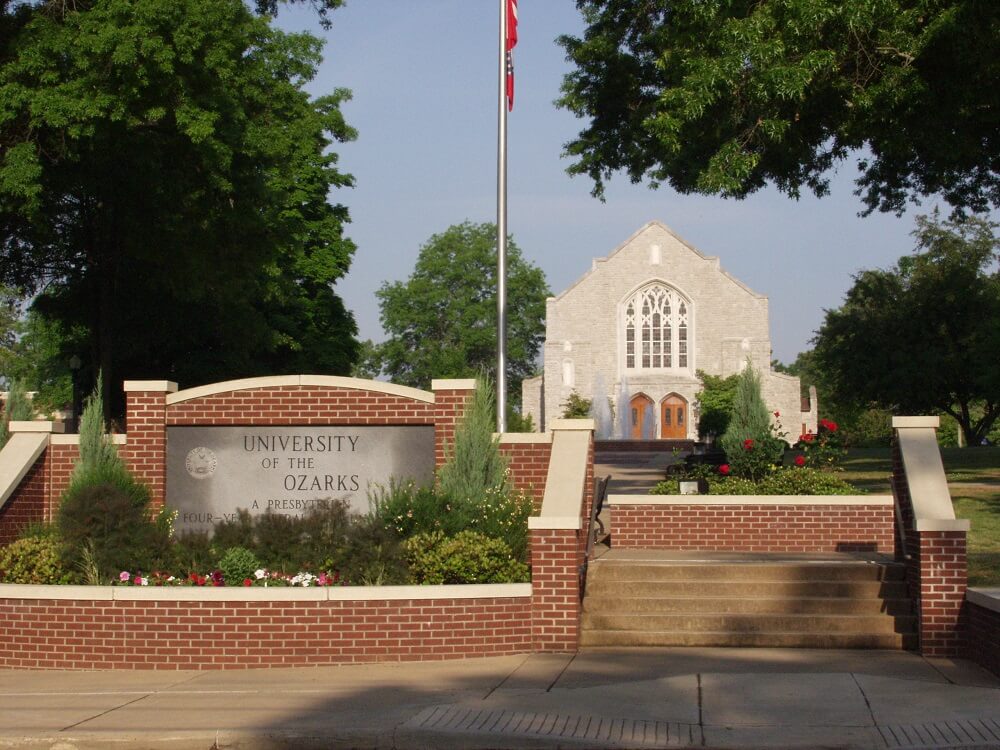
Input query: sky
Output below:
<box><xmin>276</xmin><ymin>0</ymin><xmax>934</xmax><ymax>366</ymax></box>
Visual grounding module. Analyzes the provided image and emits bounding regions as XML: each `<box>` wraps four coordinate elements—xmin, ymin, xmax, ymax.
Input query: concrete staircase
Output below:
<box><xmin>581</xmin><ymin>554</ymin><xmax>917</xmax><ymax>649</ymax></box>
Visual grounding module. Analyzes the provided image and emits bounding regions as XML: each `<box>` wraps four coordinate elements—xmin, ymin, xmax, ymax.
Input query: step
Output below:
<box><xmin>582</xmin><ymin>596</ymin><xmax>914</xmax><ymax>616</ymax></box>
<box><xmin>583</xmin><ymin>578</ymin><xmax>909</xmax><ymax>599</ymax></box>
<box><xmin>580</xmin><ymin>629</ymin><xmax>918</xmax><ymax>650</ymax></box>
<box><xmin>586</xmin><ymin>562</ymin><xmax>906</xmax><ymax>583</ymax></box>
<box><xmin>580</xmin><ymin>612</ymin><xmax>916</xmax><ymax>635</ymax></box>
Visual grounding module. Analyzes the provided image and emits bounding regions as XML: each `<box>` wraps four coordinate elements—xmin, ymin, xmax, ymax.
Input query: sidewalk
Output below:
<box><xmin>2</xmin><ymin>647</ymin><xmax>998</xmax><ymax>749</ymax></box>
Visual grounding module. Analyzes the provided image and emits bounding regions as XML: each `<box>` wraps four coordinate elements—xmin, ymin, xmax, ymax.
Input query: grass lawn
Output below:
<box><xmin>839</xmin><ymin>446</ymin><xmax>1000</xmax><ymax>586</ymax></box>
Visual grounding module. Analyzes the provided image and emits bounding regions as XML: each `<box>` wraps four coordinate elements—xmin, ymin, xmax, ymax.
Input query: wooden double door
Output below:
<box><xmin>629</xmin><ymin>393</ymin><xmax>688</xmax><ymax>439</ymax></box>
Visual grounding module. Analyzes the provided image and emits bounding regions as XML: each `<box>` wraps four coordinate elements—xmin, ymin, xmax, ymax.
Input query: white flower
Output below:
<box><xmin>254</xmin><ymin>569</ymin><xmax>267</xmax><ymax>579</ymax></box>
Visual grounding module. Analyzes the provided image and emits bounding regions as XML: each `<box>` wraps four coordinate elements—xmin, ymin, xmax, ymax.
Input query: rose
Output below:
<box><xmin>774</xmin><ymin>411</ymin><xmax>780</xmax><ymax>418</ymax></box>
<box><xmin>719</xmin><ymin>464</ymin><xmax>730</xmax><ymax>475</ymax></box>
<box><xmin>799</xmin><ymin>433</ymin><xmax>815</xmax><ymax>443</ymax></box>
<box><xmin>794</xmin><ymin>455</ymin><xmax>806</xmax><ymax>467</ymax></box>
<box><xmin>820</xmin><ymin>418</ymin><xmax>838</xmax><ymax>432</ymax></box>
<box><xmin>243</xmin><ymin>578</ymin><xmax>252</xmax><ymax>587</ymax></box>
<box><xmin>119</xmin><ymin>571</ymin><xmax>130</xmax><ymax>583</ymax></box>
<box><xmin>743</xmin><ymin>439</ymin><xmax>754</xmax><ymax>450</ymax></box>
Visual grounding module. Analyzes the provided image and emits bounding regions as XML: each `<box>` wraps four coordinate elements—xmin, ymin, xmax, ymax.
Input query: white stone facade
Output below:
<box><xmin>522</xmin><ymin>222</ymin><xmax>818</xmax><ymax>440</ymax></box>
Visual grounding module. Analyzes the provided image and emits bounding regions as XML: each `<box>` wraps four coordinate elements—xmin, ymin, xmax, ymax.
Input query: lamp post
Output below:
<box><xmin>69</xmin><ymin>355</ymin><xmax>81</xmax><ymax>433</ymax></box>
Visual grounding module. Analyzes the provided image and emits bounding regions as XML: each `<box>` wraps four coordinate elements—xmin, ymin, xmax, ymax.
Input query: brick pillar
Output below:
<box><xmin>122</xmin><ymin>381</ymin><xmax>177</xmax><ymax>509</ymax></box>
<box><xmin>430</xmin><ymin>379</ymin><xmax>476</xmax><ymax>469</ymax></box>
<box><xmin>528</xmin><ymin>524</ymin><xmax>580</xmax><ymax>652</ymax></box>
<box><xmin>892</xmin><ymin>416</ymin><xmax>969</xmax><ymax>658</ymax></box>
<box><xmin>917</xmin><ymin>529</ymin><xmax>968</xmax><ymax>657</ymax></box>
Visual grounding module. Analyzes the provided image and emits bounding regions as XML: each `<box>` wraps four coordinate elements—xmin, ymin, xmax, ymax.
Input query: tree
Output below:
<box><xmin>813</xmin><ymin>213</ymin><xmax>1000</xmax><ymax>445</ymax></box>
<box><xmin>375</xmin><ymin>222</ymin><xmax>550</xmax><ymax>400</ymax></box>
<box><xmin>695</xmin><ymin>370</ymin><xmax>739</xmax><ymax>441</ymax></box>
<box><xmin>0</xmin><ymin>0</ymin><xmax>358</xmax><ymax>415</ymax></box>
<box><xmin>557</xmin><ymin>0</ymin><xmax>1000</xmax><ymax>215</ymax></box>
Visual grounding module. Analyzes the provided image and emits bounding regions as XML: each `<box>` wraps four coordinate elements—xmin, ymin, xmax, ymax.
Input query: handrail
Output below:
<box><xmin>579</xmin><ymin>475</ymin><xmax>610</xmax><ymax>599</ymax></box>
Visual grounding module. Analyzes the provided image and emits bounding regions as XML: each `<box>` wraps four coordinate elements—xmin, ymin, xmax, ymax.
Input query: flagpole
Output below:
<box><xmin>496</xmin><ymin>0</ymin><xmax>508</xmax><ymax>433</ymax></box>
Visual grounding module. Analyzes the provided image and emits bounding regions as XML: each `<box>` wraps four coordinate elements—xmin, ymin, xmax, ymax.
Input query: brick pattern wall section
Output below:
<box><xmin>917</xmin><ymin>531</ymin><xmax>967</xmax><ymax>658</ymax></box>
<box><xmin>530</xmin><ymin>529</ymin><xmax>580</xmax><ymax>652</ymax></box>
<box><xmin>167</xmin><ymin>387</ymin><xmax>438</xmax><ymax>427</ymax></box>
<box><xmin>431</xmin><ymin>387</ymin><xmax>473</xmax><ymax>469</ymax></box>
<box><xmin>611</xmin><ymin>504</ymin><xmax>895</xmax><ymax>553</ymax></box>
<box><xmin>0</xmin><ymin>452</ymin><xmax>48</xmax><ymax>545</ymax></box>
<box><xmin>499</xmin><ymin>441</ymin><xmax>552</xmax><ymax>509</ymax></box>
<box><xmin>124</xmin><ymin>389</ymin><xmax>171</xmax><ymax>508</ymax></box>
<box><xmin>0</xmin><ymin>595</ymin><xmax>532</xmax><ymax>670</ymax></box>
<box><xmin>967</xmin><ymin>600</ymin><xmax>1000</xmax><ymax>677</ymax></box>
<box><xmin>48</xmin><ymin>443</ymin><xmax>78</xmax><ymax>510</ymax></box>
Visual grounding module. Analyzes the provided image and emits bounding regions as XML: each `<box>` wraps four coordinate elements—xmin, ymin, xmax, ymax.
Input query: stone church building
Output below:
<box><xmin>522</xmin><ymin>221</ymin><xmax>818</xmax><ymax>441</ymax></box>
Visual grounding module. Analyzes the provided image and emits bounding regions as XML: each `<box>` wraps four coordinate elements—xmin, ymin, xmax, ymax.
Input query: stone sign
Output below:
<box><xmin>166</xmin><ymin>425</ymin><xmax>434</xmax><ymax>535</ymax></box>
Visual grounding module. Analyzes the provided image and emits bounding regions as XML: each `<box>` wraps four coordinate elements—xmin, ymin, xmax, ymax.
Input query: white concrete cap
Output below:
<box><xmin>914</xmin><ymin>518</ymin><xmax>971</xmax><ymax>532</ymax></box>
<box><xmin>8</xmin><ymin>421</ymin><xmax>64</xmax><ymax>433</ymax></box>
<box><xmin>896</xmin><ymin>425</ymin><xmax>960</xmax><ymax>524</ymax></box>
<box><xmin>528</xmin><ymin>516</ymin><xmax>582</xmax><ymax>530</ymax></box>
<box><xmin>495</xmin><ymin>432</ymin><xmax>552</xmax><ymax>443</ymax></box>
<box><xmin>548</xmin><ymin>418</ymin><xmax>596</xmax><ymax>432</ymax></box>
<box><xmin>536</xmin><ymin>428</ymin><xmax>590</xmax><ymax>522</ymax></box>
<box><xmin>0</xmin><ymin>432</ymin><xmax>48</xmax><ymax>508</ymax></box>
<box><xmin>613</xmin><ymin>494</ymin><xmax>893</xmax><ymax>506</ymax></box>
<box><xmin>967</xmin><ymin>588</ymin><xmax>1000</xmax><ymax>614</ymax></box>
<box><xmin>892</xmin><ymin>416</ymin><xmax>940</xmax><ymax>428</ymax></box>
<box><xmin>430</xmin><ymin>379</ymin><xmax>477</xmax><ymax>391</ymax></box>
<box><xmin>123</xmin><ymin>380</ymin><xmax>178</xmax><ymax>393</ymax></box>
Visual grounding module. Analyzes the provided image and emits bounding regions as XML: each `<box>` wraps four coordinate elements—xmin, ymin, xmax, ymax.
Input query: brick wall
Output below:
<box><xmin>123</xmin><ymin>388</ymin><xmax>171</xmax><ymax>507</ymax></box>
<box><xmin>967</xmin><ymin>596</ymin><xmax>1000</xmax><ymax>677</ymax></box>
<box><xmin>0</xmin><ymin>593</ymin><xmax>532</xmax><ymax>670</ymax></box>
<box><xmin>610</xmin><ymin>503</ymin><xmax>895</xmax><ymax>553</ymax></box>
<box><xmin>499</xmin><ymin>440</ymin><xmax>552</xmax><ymax>509</ymax></box>
<box><xmin>0</xmin><ymin>453</ymin><xmax>49</xmax><ymax>545</ymax></box>
<box><xmin>917</xmin><ymin>531</ymin><xmax>968</xmax><ymax>658</ymax></box>
<box><xmin>530</xmin><ymin>529</ymin><xmax>580</xmax><ymax>652</ymax></box>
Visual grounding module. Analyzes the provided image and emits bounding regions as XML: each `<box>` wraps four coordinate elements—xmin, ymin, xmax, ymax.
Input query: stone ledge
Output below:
<box><xmin>167</xmin><ymin>376</ymin><xmax>434</xmax><ymax>405</ymax></box>
<box><xmin>528</xmin><ymin>516</ymin><xmax>581</xmax><ymax>530</ymax></box>
<box><xmin>0</xmin><ymin>582</ymin><xmax>532</xmax><ymax>601</ymax></box>
<box><xmin>610</xmin><ymin>494</ymin><xmax>894</xmax><ymax>506</ymax></box>
<box><xmin>914</xmin><ymin>518</ymin><xmax>971</xmax><ymax>532</ymax></box>
<box><xmin>967</xmin><ymin>588</ymin><xmax>1000</xmax><ymax>615</ymax></box>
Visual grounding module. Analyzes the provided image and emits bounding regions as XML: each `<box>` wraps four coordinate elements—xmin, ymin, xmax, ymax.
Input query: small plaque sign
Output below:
<box><xmin>166</xmin><ymin>425</ymin><xmax>434</xmax><ymax>535</ymax></box>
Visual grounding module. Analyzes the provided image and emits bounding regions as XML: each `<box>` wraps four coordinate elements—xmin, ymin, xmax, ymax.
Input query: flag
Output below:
<box><xmin>505</xmin><ymin>0</ymin><xmax>518</xmax><ymax>110</ymax></box>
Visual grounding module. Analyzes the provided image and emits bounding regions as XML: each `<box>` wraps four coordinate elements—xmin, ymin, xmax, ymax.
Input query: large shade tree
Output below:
<box><xmin>0</xmin><ymin>0</ymin><xmax>359</xmax><ymax>413</ymax></box>
<box><xmin>558</xmin><ymin>0</ymin><xmax>1000</xmax><ymax>215</ymax></box>
<box><xmin>375</xmin><ymin>222</ymin><xmax>550</xmax><ymax>400</ymax></box>
<box><xmin>813</xmin><ymin>213</ymin><xmax>1000</xmax><ymax>445</ymax></box>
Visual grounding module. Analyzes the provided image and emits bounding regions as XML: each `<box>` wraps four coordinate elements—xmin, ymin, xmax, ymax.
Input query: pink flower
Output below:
<box><xmin>719</xmin><ymin>464</ymin><xmax>730</xmax><ymax>475</ymax></box>
<box><xmin>794</xmin><ymin>455</ymin><xmax>806</xmax><ymax>467</ymax></box>
<box><xmin>119</xmin><ymin>571</ymin><xmax>130</xmax><ymax>582</ymax></box>
<box><xmin>743</xmin><ymin>439</ymin><xmax>754</xmax><ymax>450</ymax></box>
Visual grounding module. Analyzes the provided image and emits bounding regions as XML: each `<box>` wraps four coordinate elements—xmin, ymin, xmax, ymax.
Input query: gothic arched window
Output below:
<box><xmin>624</xmin><ymin>284</ymin><xmax>691</xmax><ymax>370</ymax></box>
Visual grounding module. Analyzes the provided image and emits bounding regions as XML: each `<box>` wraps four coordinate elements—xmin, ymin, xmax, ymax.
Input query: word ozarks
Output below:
<box><xmin>166</xmin><ymin>425</ymin><xmax>435</xmax><ymax>534</ymax></box>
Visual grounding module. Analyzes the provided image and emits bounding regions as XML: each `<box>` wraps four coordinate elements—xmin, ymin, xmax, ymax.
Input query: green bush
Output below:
<box><xmin>650</xmin><ymin>467</ymin><xmax>858</xmax><ymax>496</ymax></box>
<box><xmin>0</xmin><ymin>378</ymin><xmax>33</xmax><ymax>449</ymax></box>
<box><xmin>462</xmin><ymin>486</ymin><xmax>533</xmax><ymax>561</ymax></box>
<box><xmin>336</xmin><ymin>514</ymin><xmax>410</xmax><ymax>585</ymax></box>
<box><xmin>219</xmin><ymin>546</ymin><xmax>261</xmax><ymax>585</ymax></box>
<box><xmin>370</xmin><ymin>480</ymin><xmax>463</xmax><ymax>538</ymax></box>
<box><xmin>0</xmin><ymin>535</ymin><xmax>75</xmax><ymax>584</ymax></box>
<box><xmin>404</xmin><ymin>530</ymin><xmax>529</xmax><ymax>584</ymax></box>
<box><xmin>757</xmin><ymin>467</ymin><xmax>857</xmax><ymax>495</ymax></box>
<box><xmin>57</xmin><ymin>480</ymin><xmax>171</xmax><ymax>579</ymax></box>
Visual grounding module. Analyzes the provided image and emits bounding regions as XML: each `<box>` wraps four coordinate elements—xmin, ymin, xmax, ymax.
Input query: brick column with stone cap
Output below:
<box><xmin>892</xmin><ymin>416</ymin><xmax>970</xmax><ymax>657</ymax></box>
<box><xmin>528</xmin><ymin>419</ymin><xmax>595</xmax><ymax>652</ymax></box>
<box><xmin>430</xmin><ymin>379</ymin><xmax>477</xmax><ymax>469</ymax></box>
<box><xmin>123</xmin><ymin>381</ymin><xmax>177</xmax><ymax>509</ymax></box>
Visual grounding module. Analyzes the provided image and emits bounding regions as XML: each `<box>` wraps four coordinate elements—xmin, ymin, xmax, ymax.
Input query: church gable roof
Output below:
<box><xmin>552</xmin><ymin>220</ymin><xmax>766</xmax><ymax>303</ymax></box>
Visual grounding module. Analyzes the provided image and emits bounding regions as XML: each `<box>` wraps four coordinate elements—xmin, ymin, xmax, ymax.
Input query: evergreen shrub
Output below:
<box><xmin>219</xmin><ymin>547</ymin><xmax>261</xmax><ymax>585</ymax></box>
<box><xmin>719</xmin><ymin>363</ymin><xmax>784</xmax><ymax>479</ymax></box>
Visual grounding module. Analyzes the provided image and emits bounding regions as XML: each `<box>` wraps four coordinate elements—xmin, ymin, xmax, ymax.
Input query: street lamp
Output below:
<box><xmin>69</xmin><ymin>355</ymin><xmax>82</xmax><ymax>433</ymax></box>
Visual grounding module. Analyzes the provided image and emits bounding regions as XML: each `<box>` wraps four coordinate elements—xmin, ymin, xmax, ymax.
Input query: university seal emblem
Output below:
<box><xmin>185</xmin><ymin>447</ymin><xmax>217</xmax><ymax>479</ymax></box>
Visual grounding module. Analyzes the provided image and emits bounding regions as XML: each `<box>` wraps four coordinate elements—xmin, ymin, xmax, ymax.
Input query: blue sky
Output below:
<box><xmin>277</xmin><ymin>1</ymin><xmax>932</xmax><ymax>365</ymax></box>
